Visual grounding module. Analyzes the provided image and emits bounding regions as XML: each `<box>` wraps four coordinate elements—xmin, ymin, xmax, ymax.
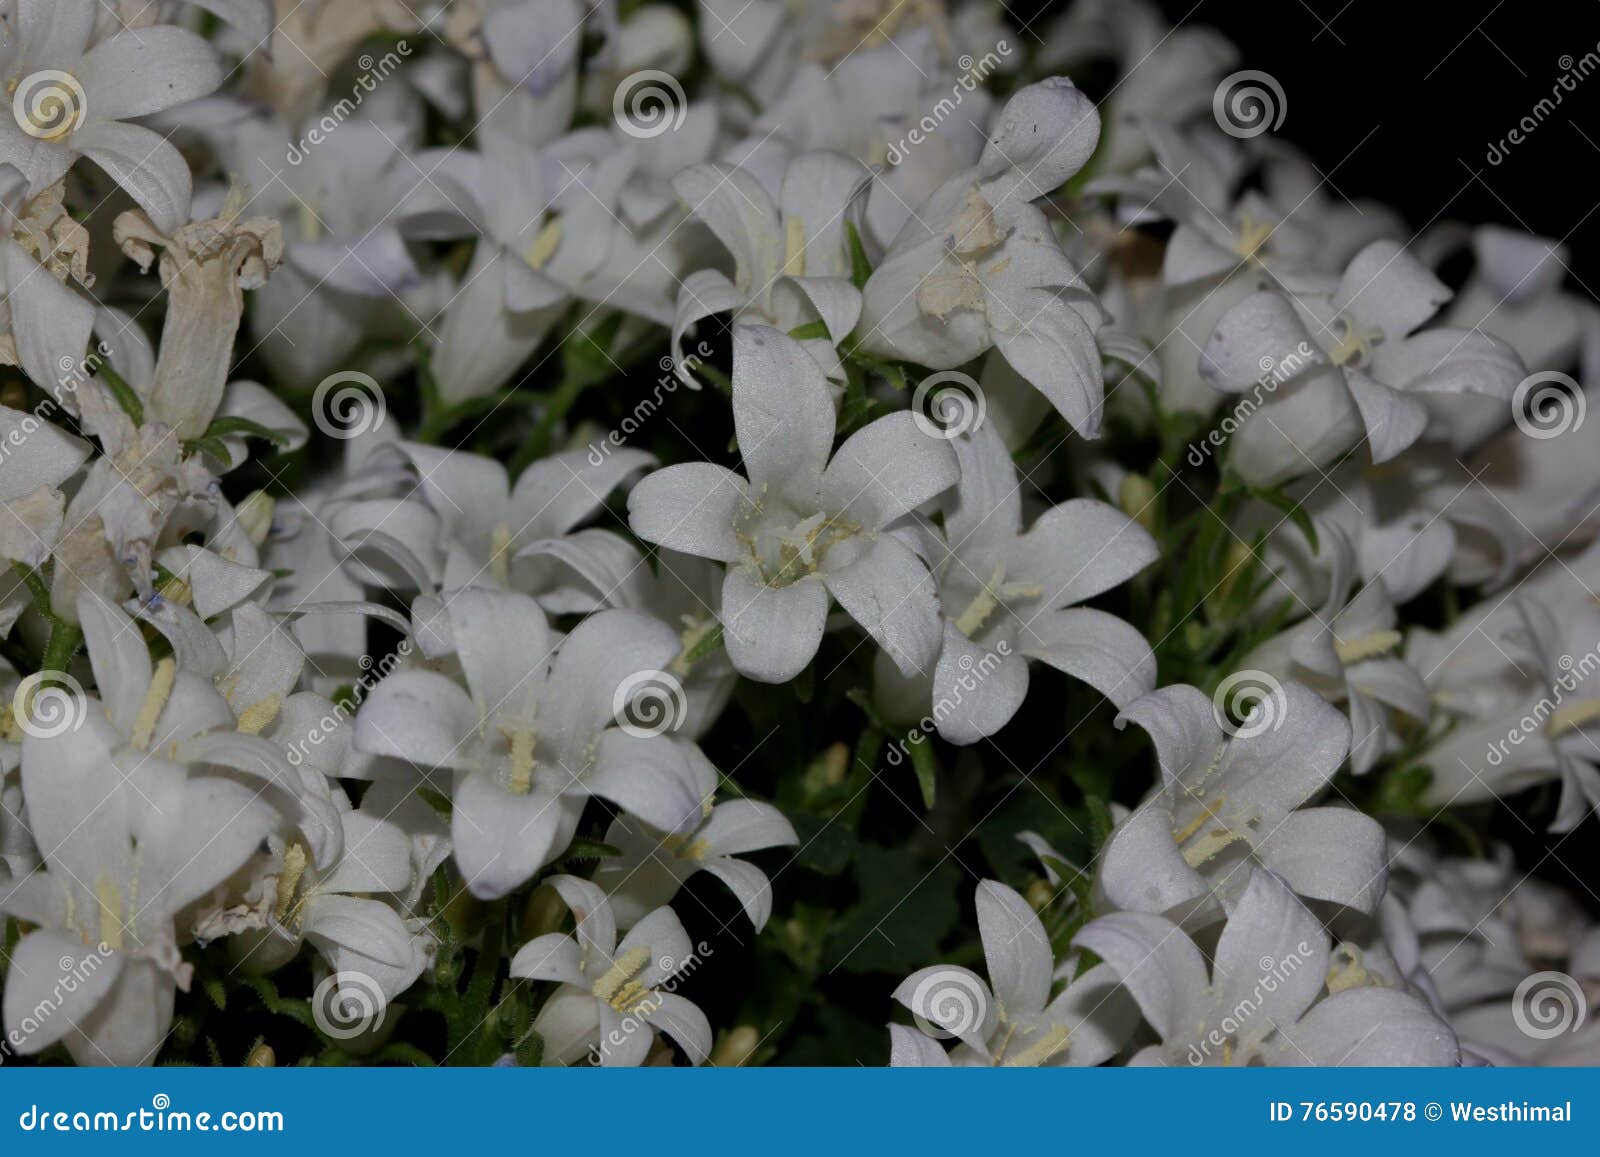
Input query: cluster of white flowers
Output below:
<box><xmin>0</xmin><ymin>0</ymin><xmax>1594</xmax><ymax>1068</ymax></box>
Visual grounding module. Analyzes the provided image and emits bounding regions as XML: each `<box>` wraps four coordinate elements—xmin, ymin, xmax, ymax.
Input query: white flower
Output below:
<box><xmin>75</xmin><ymin>592</ymin><xmax>344</xmax><ymax>863</ymax></box>
<box><xmin>348</xmin><ymin>439</ymin><xmax>653</xmax><ymax>607</ymax></box>
<box><xmin>1241</xmin><ymin>582</ymin><xmax>1429</xmax><ymax>775</ymax></box>
<box><xmin>0</xmin><ymin>665</ymin><xmax>281</xmax><ymax>1063</ymax></box>
<box><xmin>875</xmin><ymin>421</ymin><xmax>1157</xmax><ymax>743</ymax></box>
<box><xmin>0</xmin><ymin>401</ymin><xmax>88</xmax><ymax>576</ymax></box>
<box><xmin>1199</xmin><ymin>240</ymin><xmax>1524</xmax><ymax>484</ymax></box>
<box><xmin>593</xmin><ymin>741</ymin><xmax>796</xmax><ymax>931</ymax></box>
<box><xmin>354</xmin><ymin>587</ymin><xmax>708</xmax><ymax>899</ymax></box>
<box><xmin>0</xmin><ymin>0</ymin><xmax>223</xmax><ymax>231</ymax></box>
<box><xmin>857</xmin><ymin>80</ymin><xmax>1109</xmax><ymax>438</ymax></box>
<box><xmin>222</xmin><ymin>782</ymin><xmax>447</xmax><ymax>1012</ymax></box>
<box><xmin>0</xmin><ymin>168</ymin><xmax>96</xmax><ymax>398</ymax></box>
<box><xmin>509</xmin><ymin>875</ymin><xmax>711</xmax><ymax>1066</ymax></box>
<box><xmin>1097</xmin><ymin>681</ymin><xmax>1383</xmax><ymax>923</ymax></box>
<box><xmin>890</xmin><ymin>880</ymin><xmax>1137</xmax><ymax>1067</ymax></box>
<box><xmin>407</xmin><ymin>128</ymin><xmax>634</xmax><ymax>402</ymax></box>
<box><xmin>1414</xmin><ymin>593</ymin><xmax>1600</xmax><ymax>832</ymax></box>
<box><xmin>113</xmin><ymin>189</ymin><xmax>283</xmax><ymax>440</ymax></box>
<box><xmin>628</xmin><ymin>326</ymin><xmax>959</xmax><ymax>682</ymax></box>
<box><xmin>670</xmin><ymin>150</ymin><xmax>868</xmax><ymax>385</ymax></box>
<box><xmin>1076</xmin><ymin>868</ymin><xmax>1460</xmax><ymax>1065</ymax></box>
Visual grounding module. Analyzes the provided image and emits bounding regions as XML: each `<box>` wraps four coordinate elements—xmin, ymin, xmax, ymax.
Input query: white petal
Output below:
<box><xmin>721</xmin><ymin>569</ymin><xmax>827</xmax><ymax>683</ymax></box>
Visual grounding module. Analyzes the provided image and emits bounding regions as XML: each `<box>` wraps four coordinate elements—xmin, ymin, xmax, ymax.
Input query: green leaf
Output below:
<box><xmin>1247</xmin><ymin>484</ymin><xmax>1319</xmax><ymax>553</ymax></box>
<box><xmin>680</xmin><ymin>623</ymin><xmax>724</xmax><ymax>667</ymax></box>
<box><xmin>181</xmin><ymin>435</ymin><xmax>234</xmax><ymax>468</ymax></box>
<box><xmin>905</xmin><ymin>734</ymin><xmax>937</xmax><ymax>809</ymax></box>
<box><xmin>845</xmin><ymin>221</ymin><xmax>872</xmax><ymax>289</ymax></box>
<box><xmin>787</xmin><ymin>320</ymin><xmax>831</xmax><ymax>341</ymax></box>
<box><xmin>200</xmin><ymin>415</ymin><xmax>290</xmax><ymax>446</ymax></box>
<box><xmin>95</xmin><ymin>361</ymin><xmax>144</xmax><ymax>426</ymax></box>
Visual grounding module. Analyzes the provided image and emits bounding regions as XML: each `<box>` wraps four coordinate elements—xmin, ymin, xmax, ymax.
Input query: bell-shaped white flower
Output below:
<box><xmin>509</xmin><ymin>875</ymin><xmax>711</xmax><ymax>1066</ymax></box>
<box><xmin>628</xmin><ymin>326</ymin><xmax>959</xmax><ymax>682</ymax></box>
<box><xmin>858</xmin><ymin>79</ymin><xmax>1109</xmax><ymax>438</ymax></box>
<box><xmin>1097</xmin><ymin>681</ymin><xmax>1383</xmax><ymax>924</ymax></box>
<box><xmin>890</xmin><ymin>880</ymin><xmax>1137</xmax><ymax>1067</ymax></box>
<box><xmin>0</xmin><ymin>0</ymin><xmax>223</xmax><ymax>230</ymax></box>
<box><xmin>1241</xmin><ymin>581</ymin><xmax>1429</xmax><ymax>774</ymax></box>
<box><xmin>1076</xmin><ymin>869</ymin><xmax>1460</xmax><ymax>1065</ymax></box>
<box><xmin>1</xmin><ymin>689</ymin><xmax>277</xmax><ymax>1064</ymax></box>
<box><xmin>875</xmin><ymin>421</ymin><xmax>1157</xmax><ymax>743</ymax></box>
<box><xmin>670</xmin><ymin>150</ymin><xmax>868</xmax><ymax>384</ymax></box>
<box><xmin>1200</xmin><ymin>240</ymin><xmax>1524</xmax><ymax>484</ymax></box>
<box><xmin>593</xmin><ymin>740</ymin><xmax>796</xmax><ymax>931</ymax></box>
<box><xmin>354</xmin><ymin>588</ymin><xmax>708</xmax><ymax>899</ymax></box>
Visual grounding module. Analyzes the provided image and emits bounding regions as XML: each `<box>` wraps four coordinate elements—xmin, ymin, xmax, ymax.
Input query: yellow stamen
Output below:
<box><xmin>1329</xmin><ymin>316</ymin><xmax>1384</xmax><ymax>367</ymax></box>
<box><xmin>131</xmin><ymin>658</ymin><xmax>177</xmax><ymax>751</ymax></box>
<box><xmin>1547</xmin><ymin>699</ymin><xmax>1600</xmax><ymax>738</ymax></box>
<box><xmin>1235</xmin><ymin>213</ymin><xmax>1273</xmax><ymax>260</ymax></box>
<box><xmin>1333</xmin><ymin>629</ymin><xmax>1403</xmax><ymax>665</ymax></box>
<box><xmin>783</xmin><ymin>216</ymin><xmax>806</xmax><ymax>278</ymax></box>
<box><xmin>954</xmin><ymin>569</ymin><xmax>1006</xmax><ymax>637</ymax></box>
<box><xmin>489</xmin><ymin>523</ymin><xmax>513</xmax><ymax>586</ymax></box>
<box><xmin>274</xmin><ymin>843</ymin><xmax>309</xmax><ymax>923</ymax></box>
<box><xmin>501</xmin><ymin>722</ymin><xmax>538</xmax><ymax>795</ymax></box>
<box><xmin>592</xmin><ymin>945</ymin><xmax>652</xmax><ymax>1011</ymax></box>
<box><xmin>236</xmin><ymin>695</ymin><xmax>282</xmax><ymax>736</ymax></box>
<box><xmin>524</xmin><ymin>219</ymin><xmax>563</xmax><ymax>269</ymax></box>
<box><xmin>1004</xmin><ymin>1023</ymin><xmax>1072</xmax><ymax>1067</ymax></box>
<box><xmin>96</xmin><ymin>878</ymin><xmax>124</xmax><ymax>951</ymax></box>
